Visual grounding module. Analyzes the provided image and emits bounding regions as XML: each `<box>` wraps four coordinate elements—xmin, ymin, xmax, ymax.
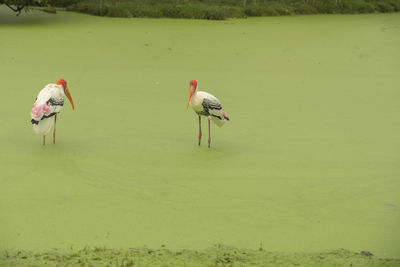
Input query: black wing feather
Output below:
<box><xmin>202</xmin><ymin>98</ymin><xmax>222</xmax><ymax>111</ymax></box>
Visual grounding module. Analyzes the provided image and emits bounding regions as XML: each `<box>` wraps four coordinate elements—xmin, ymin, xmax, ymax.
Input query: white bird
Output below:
<box><xmin>187</xmin><ymin>80</ymin><xmax>229</xmax><ymax>148</ymax></box>
<box><xmin>30</xmin><ymin>78</ymin><xmax>74</xmax><ymax>145</ymax></box>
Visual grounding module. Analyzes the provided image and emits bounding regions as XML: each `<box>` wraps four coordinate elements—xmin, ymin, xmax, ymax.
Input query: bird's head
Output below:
<box><xmin>56</xmin><ymin>78</ymin><xmax>74</xmax><ymax>110</ymax></box>
<box><xmin>187</xmin><ymin>80</ymin><xmax>197</xmax><ymax>109</ymax></box>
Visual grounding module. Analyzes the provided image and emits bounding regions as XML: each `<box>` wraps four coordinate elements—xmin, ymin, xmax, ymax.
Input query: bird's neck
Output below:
<box><xmin>191</xmin><ymin>91</ymin><xmax>199</xmax><ymax>102</ymax></box>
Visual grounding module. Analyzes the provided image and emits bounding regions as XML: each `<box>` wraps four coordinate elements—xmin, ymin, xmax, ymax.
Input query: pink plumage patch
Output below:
<box><xmin>222</xmin><ymin>110</ymin><xmax>229</xmax><ymax>120</ymax></box>
<box><xmin>31</xmin><ymin>102</ymin><xmax>51</xmax><ymax>120</ymax></box>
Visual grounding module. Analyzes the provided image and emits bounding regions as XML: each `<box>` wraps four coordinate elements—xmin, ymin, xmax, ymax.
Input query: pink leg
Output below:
<box><xmin>53</xmin><ymin>115</ymin><xmax>57</xmax><ymax>144</ymax></box>
<box><xmin>43</xmin><ymin>135</ymin><xmax>45</xmax><ymax>146</ymax></box>
<box><xmin>208</xmin><ymin>119</ymin><xmax>211</xmax><ymax>148</ymax></box>
<box><xmin>198</xmin><ymin>116</ymin><xmax>202</xmax><ymax>146</ymax></box>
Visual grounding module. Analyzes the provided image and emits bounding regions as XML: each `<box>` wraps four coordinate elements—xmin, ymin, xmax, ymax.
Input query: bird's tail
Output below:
<box><xmin>222</xmin><ymin>110</ymin><xmax>229</xmax><ymax>119</ymax></box>
<box><xmin>32</xmin><ymin>118</ymin><xmax>53</xmax><ymax>135</ymax></box>
<box><xmin>211</xmin><ymin>110</ymin><xmax>229</xmax><ymax>127</ymax></box>
<box><xmin>211</xmin><ymin>116</ymin><xmax>225</xmax><ymax>127</ymax></box>
<box><xmin>32</xmin><ymin>124</ymin><xmax>40</xmax><ymax>134</ymax></box>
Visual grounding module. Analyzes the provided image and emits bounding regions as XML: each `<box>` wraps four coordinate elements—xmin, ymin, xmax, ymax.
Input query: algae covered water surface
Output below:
<box><xmin>0</xmin><ymin>6</ymin><xmax>399</xmax><ymax>261</ymax></box>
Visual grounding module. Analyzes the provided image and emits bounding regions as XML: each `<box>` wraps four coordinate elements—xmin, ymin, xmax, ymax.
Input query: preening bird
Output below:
<box><xmin>187</xmin><ymin>80</ymin><xmax>229</xmax><ymax>148</ymax></box>
<box><xmin>30</xmin><ymin>79</ymin><xmax>74</xmax><ymax>145</ymax></box>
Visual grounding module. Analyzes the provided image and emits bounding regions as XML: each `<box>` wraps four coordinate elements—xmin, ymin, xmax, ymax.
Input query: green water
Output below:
<box><xmin>0</xmin><ymin>7</ymin><xmax>399</xmax><ymax>260</ymax></box>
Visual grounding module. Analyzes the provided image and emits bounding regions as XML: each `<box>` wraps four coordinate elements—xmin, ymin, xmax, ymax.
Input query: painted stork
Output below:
<box><xmin>30</xmin><ymin>79</ymin><xmax>74</xmax><ymax>145</ymax></box>
<box><xmin>187</xmin><ymin>80</ymin><xmax>229</xmax><ymax>148</ymax></box>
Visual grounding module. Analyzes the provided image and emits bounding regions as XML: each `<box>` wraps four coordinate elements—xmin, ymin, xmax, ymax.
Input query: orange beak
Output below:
<box><xmin>65</xmin><ymin>86</ymin><xmax>74</xmax><ymax>110</ymax></box>
<box><xmin>187</xmin><ymin>85</ymin><xmax>195</xmax><ymax>109</ymax></box>
<box><xmin>187</xmin><ymin>92</ymin><xmax>193</xmax><ymax>109</ymax></box>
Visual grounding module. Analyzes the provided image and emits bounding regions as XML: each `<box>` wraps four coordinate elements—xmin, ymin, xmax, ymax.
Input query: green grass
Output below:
<box><xmin>69</xmin><ymin>1</ymin><xmax>246</xmax><ymax>19</ymax></box>
<box><xmin>4</xmin><ymin>0</ymin><xmax>400</xmax><ymax>19</ymax></box>
<box><xmin>56</xmin><ymin>0</ymin><xmax>400</xmax><ymax>19</ymax></box>
<box><xmin>2</xmin><ymin>246</ymin><xmax>400</xmax><ymax>266</ymax></box>
<box><xmin>0</xmin><ymin>6</ymin><xmax>399</xmax><ymax>264</ymax></box>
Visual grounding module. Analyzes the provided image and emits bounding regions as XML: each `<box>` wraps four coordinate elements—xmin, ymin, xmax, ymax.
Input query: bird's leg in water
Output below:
<box><xmin>43</xmin><ymin>135</ymin><xmax>45</xmax><ymax>146</ymax></box>
<box><xmin>53</xmin><ymin>115</ymin><xmax>57</xmax><ymax>144</ymax></box>
<box><xmin>198</xmin><ymin>115</ymin><xmax>202</xmax><ymax>146</ymax></box>
<box><xmin>208</xmin><ymin>118</ymin><xmax>211</xmax><ymax>148</ymax></box>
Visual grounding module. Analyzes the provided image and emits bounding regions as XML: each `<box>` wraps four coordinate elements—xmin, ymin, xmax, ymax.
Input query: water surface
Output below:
<box><xmin>0</xmin><ymin>6</ymin><xmax>399</xmax><ymax>258</ymax></box>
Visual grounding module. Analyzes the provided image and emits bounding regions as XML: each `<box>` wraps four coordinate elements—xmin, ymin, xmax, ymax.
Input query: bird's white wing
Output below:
<box><xmin>200</xmin><ymin>92</ymin><xmax>229</xmax><ymax>127</ymax></box>
<box><xmin>31</xmin><ymin>84</ymin><xmax>64</xmax><ymax>123</ymax></box>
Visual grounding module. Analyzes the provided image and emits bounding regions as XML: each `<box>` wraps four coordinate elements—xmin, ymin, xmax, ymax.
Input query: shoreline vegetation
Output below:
<box><xmin>45</xmin><ymin>0</ymin><xmax>400</xmax><ymax>19</ymax></box>
<box><xmin>1</xmin><ymin>246</ymin><xmax>400</xmax><ymax>266</ymax></box>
